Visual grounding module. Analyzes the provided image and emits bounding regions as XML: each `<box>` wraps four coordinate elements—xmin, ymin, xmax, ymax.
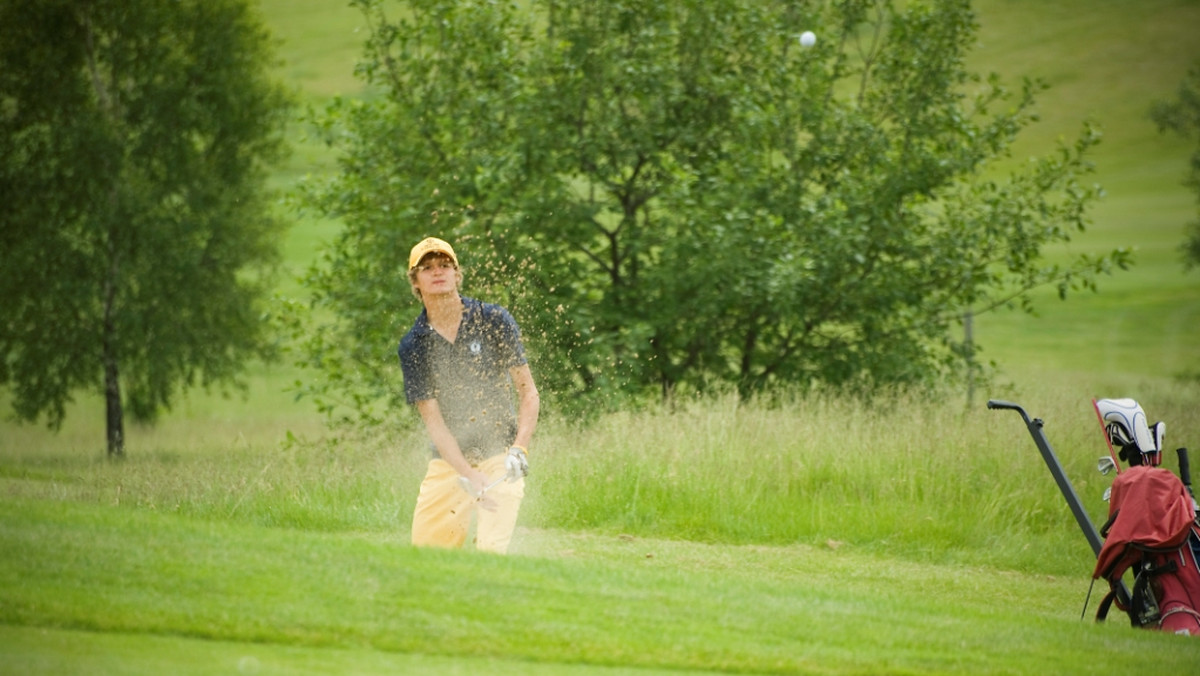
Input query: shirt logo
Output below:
<box><xmin>469</xmin><ymin>340</ymin><xmax>482</xmax><ymax>355</ymax></box>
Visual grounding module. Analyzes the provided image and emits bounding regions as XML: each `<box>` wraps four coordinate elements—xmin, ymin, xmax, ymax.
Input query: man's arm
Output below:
<box><xmin>509</xmin><ymin>363</ymin><xmax>540</xmax><ymax>450</ymax></box>
<box><xmin>415</xmin><ymin>398</ymin><xmax>490</xmax><ymax>487</ymax></box>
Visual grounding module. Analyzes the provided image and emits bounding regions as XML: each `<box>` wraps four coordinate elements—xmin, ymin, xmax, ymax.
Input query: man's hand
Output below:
<box><xmin>460</xmin><ymin>470</ymin><xmax>496</xmax><ymax>497</ymax></box>
<box><xmin>460</xmin><ymin>471</ymin><xmax>501</xmax><ymax>512</ymax></box>
<box><xmin>505</xmin><ymin>445</ymin><xmax>529</xmax><ymax>480</ymax></box>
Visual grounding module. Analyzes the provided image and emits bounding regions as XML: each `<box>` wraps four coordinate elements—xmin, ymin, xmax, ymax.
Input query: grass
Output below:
<box><xmin>4</xmin><ymin>380</ymin><xmax>1200</xmax><ymax>673</ymax></box>
<box><xmin>5</xmin><ymin>0</ymin><xmax>1200</xmax><ymax>673</ymax></box>
<box><xmin>4</xmin><ymin>498</ymin><xmax>1199</xmax><ymax>675</ymax></box>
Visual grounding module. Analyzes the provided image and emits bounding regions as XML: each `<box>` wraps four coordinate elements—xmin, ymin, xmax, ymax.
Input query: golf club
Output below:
<box><xmin>458</xmin><ymin>474</ymin><xmax>507</xmax><ymax>499</ymax></box>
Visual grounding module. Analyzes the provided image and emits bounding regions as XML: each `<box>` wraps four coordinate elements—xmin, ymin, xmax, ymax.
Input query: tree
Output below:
<box><xmin>0</xmin><ymin>0</ymin><xmax>291</xmax><ymax>455</ymax></box>
<box><xmin>295</xmin><ymin>0</ymin><xmax>1127</xmax><ymax>424</ymax></box>
<box><xmin>1151</xmin><ymin>62</ymin><xmax>1200</xmax><ymax>269</ymax></box>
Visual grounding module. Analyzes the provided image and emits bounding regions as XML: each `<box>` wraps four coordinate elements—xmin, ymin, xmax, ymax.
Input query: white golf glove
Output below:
<box><xmin>505</xmin><ymin>445</ymin><xmax>529</xmax><ymax>481</ymax></box>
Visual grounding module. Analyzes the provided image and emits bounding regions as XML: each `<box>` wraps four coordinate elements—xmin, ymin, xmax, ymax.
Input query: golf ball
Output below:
<box><xmin>799</xmin><ymin>31</ymin><xmax>816</xmax><ymax>48</ymax></box>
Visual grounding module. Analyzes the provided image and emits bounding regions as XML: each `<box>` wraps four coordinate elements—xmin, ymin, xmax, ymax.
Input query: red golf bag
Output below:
<box><xmin>1092</xmin><ymin>463</ymin><xmax>1200</xmax><ymax>635</ymax></box>
<box><xmin>990</xmin><ymin>397</ymin><xmax>1200</xmax><ymax>635</ymax></box>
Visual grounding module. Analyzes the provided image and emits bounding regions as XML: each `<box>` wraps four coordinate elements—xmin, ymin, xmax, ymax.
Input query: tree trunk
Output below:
<box><xmin>964</xmin><ymin>310</ymin><xmax>975</xmax><ymax>410</ymax></box>
<box><xmin>103</xmin><ymin>232</ymin><xmax>124</xmax><ymax>458</ymax></box>
<box><xmin>104</xmin><ymin>353</ymin><xmax>124</xmax><ymax>458</ymax></box>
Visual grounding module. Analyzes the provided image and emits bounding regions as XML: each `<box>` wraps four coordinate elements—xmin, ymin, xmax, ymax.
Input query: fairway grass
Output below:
<box><xmin>3</xmin><ymin>498</ymin><xmax>1199</xmax><ymax>675</ymax></box>
<box><xmin>0</xmin><ymin>624</ymin><xmax>718</xmax><ymax>676</ymax></box>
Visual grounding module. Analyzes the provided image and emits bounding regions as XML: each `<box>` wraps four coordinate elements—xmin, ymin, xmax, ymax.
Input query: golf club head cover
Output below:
<box><xmin>505</xmin><ymin>445</ymin><xmax>529</xmax><ymax>480</ymax></box>
<box><xmin>1096</xmin><ymin>398</ymin><xmax>1159</xmax><ymax>465</ymax></box>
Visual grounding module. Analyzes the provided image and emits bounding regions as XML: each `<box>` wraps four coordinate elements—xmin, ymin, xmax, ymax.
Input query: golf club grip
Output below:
<box><xmin>1178</xmin><ymin>448</ymin><xmax>1192</xmax><ymax>489</ymax></box>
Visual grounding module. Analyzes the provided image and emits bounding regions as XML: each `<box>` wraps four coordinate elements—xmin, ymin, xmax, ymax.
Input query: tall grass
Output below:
<box><xmin>7</xmin><ymin>377</ymin><xmax>1196</xmax><ymax>579</ymax></box>
<box><xmin>1</xmin><ymin>426</ymin><xmax>417</xmax><ymax>534</ymax></box>
<box><xmin>531</xmin><ymin>378</ymin><xmax>1200</xmax><ymax>575</ymax></box>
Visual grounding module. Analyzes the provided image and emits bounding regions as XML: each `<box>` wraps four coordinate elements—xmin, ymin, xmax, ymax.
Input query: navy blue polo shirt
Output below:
<box><xmin>398</xmin><ymin>296</ymin><xmax>527</xmax><ymax>462</ymax></box>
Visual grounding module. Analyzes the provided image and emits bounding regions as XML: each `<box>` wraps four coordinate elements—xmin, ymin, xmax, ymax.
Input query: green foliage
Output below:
<box><xmin>295</xmin><ymin>0</ymin><xmax>1129</xmax><ymax>424</ymax></box>
<box><xmin>0</xmin><ymin>0</ymin><xmax>293</xmax><ymax>453</ymax></box>
<box><xmin>1151</xmin><ymin>61</ymin><xmax>1200</xmax><ymax>269</ymax></box>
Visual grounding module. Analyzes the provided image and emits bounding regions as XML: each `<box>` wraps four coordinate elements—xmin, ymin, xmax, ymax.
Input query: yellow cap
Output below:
<box><xmin>408</xmin><ymin>237</ymin><xmax>458</xmax><ymax>271</ymax></box>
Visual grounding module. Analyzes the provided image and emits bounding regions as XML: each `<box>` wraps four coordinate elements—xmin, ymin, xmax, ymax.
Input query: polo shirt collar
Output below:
<box><xmin>413</xmin><ymin>296</ymin><xmax>478</xmax><ymax>336</ymax></box>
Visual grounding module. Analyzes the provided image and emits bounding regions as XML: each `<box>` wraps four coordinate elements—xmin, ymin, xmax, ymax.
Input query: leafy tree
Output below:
<box><xmin>0</xmin><ymin>0</ymin><xmax>291</xmax><ymax>455</ymax></box>
<box><xmin>295</xmin><ymin>0</ymin><xmax>1127</xmax><ymax>424</ymax></box>
<box><xmin>1151</xmin><ymin>62</ymin><xmax>1200</xmax><ymax>269</ymax></box>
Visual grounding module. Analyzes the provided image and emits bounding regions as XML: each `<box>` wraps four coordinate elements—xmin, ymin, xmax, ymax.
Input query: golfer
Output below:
<box><xmin>398</xmin><ymin>237</ymin><xmax>540</xmax><ymax>554</ymax></box>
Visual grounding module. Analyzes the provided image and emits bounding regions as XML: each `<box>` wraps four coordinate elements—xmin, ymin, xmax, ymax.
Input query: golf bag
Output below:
<box><xmin>1091</xmin><ymin>399</ymin><xmax>1200</xmax><ymax>636</ymax></box>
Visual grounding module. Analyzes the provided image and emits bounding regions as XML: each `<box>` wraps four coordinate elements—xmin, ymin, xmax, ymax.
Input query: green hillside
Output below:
<box><xmin>966</xmin><ymin>0</ymin><xmax>1200</xmax><ymax>383</ymax></box>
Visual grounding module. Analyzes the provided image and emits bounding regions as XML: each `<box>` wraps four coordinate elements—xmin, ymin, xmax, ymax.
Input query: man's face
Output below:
<box><xmin>413</xmin><ymin>253</ymin><xmax>460</xmax><ymax>297</ymax></box>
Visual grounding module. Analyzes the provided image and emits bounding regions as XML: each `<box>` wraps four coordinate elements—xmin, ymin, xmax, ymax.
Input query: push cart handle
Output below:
<box><xmin>987</xmin><ymin>399</ymin><xmax>1031</xmax><ymax>425</ymax></box>
<box><xmin>986</xmin><ymin>399</ymin><xmax>1020</xmax><ymax>410</ymax></box>
<box><xmin>988</xmin><ymin>397</ymin><xmax>1131</xmax><ymax>612</ymax></box>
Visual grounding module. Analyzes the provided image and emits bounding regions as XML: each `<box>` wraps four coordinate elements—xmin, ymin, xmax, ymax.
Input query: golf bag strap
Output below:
<box><xmin>1099</xmin><ymin>509</ymin><xmax>1119</xmax><ymax>539</ymax></box>
<box><xmin>1096</xmin><ymin>589</ymin><xmax>1117</xmax><ymax>622</ymax></box>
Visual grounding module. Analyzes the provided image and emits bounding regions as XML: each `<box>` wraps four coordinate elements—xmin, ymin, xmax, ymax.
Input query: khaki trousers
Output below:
<box><xmin>410</xmin><ymin>453</ymin><xmax>524</xmax><ymax>554</ymax></box>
